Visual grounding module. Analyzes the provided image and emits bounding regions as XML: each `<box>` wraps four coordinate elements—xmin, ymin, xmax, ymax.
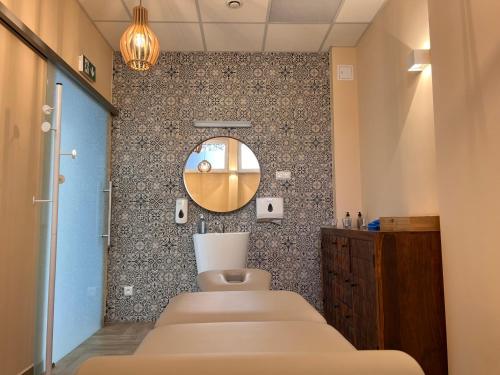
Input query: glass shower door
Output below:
<box><xmin>51</xmin><ymin>68</ymin><xmax>110</xmax><ymax>363</ymax></box>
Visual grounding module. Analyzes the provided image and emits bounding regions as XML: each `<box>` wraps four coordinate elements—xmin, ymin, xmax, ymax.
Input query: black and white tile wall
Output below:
<box><xmin>107</xmin><ymin>52</ymin><xmax>335</xmax><ymax>321</ymax></box>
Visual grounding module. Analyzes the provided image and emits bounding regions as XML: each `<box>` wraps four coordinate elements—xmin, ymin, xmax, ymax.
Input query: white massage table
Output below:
<box><xmin>139</xmin><ymin>321</ymin><xmax>354</xmax><ymax>354</ymax></box>
<box><xmin>76</xmin><ymin>289</ymin><xmax>424</xmax><ymax>375</ymax></box>
<box><xmin>155</xmin><ymin>290</ymin><xmax>326</xmax><ymax>326</ymax></box>
<box><xmin>77</xmin><ymin>352</ymin><xmax>423</xmax><ymax>375</ymax></box>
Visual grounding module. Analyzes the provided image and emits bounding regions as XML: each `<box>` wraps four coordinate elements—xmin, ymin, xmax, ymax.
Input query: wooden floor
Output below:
<box><xmin>52</xmin><ymin>323</ymin><xmax>153</xmax><ymax>375</ymax></box>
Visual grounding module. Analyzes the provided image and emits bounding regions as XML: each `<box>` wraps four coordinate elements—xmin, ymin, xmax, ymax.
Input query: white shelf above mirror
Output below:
<box><xmin>194</xmin><ymin>121</ymin><xmax>252</xmax><ymax>128</ymax></box>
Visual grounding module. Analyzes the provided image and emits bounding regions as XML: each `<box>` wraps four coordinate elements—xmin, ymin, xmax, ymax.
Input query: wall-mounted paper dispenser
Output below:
<box><xmin>175</xmin><ymin>198</ymin><xmax>188</xmax><ymax>224</ymax></box>
<box><xmin>256</xmin><ymin>197</ymin><xmax>284</xmax><ymax>224</ymax></box>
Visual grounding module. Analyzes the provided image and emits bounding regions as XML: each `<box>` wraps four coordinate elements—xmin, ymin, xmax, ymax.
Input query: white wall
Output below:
<box><xmin>356</xmin><ymin>0</ymin><xmax>439</xmax><ymax>221</ymax></box>
<box><xmin>428</xmin><ymin>0</ymin><xmax>500</xmax><ymax>373</ymax></box>
<box><xmin>330</xmin><ymin>48</ymin><xmax>363</xmax><ymax>221</ymax></box>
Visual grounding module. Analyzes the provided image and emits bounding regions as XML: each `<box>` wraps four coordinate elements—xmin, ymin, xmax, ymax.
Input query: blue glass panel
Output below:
<box><xmin>52</xmin><ymin>69</ymin><xmax>109</xmax><ymax>362</ymax></box>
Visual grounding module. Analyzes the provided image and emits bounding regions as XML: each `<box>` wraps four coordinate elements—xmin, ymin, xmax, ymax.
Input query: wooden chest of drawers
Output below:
<box><xmin>321</xmin><ymin>228</ymin><xmax>448</xmax><ymax>375</ymax></box>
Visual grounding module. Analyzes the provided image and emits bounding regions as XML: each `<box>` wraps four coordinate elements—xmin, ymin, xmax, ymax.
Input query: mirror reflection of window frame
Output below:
<box><xmin>184</xmin><ymin>137</ymin><xmax>229</xmax><ymax>173</ymax></box>
<box><xmin>238</xmin><ymin>142</ymin><xmax>260</xmax><ymax>173</ymax></box>
<box><xmin>182</xmin><ymin>136</ymin><xmax>261</xmax><ymax>213</ymax></box>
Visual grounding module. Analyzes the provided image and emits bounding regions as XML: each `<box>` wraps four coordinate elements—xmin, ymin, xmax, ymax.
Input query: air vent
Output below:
<box><xmin>226</xmin><ymin>0</ymin><xmax>242</xmax><ymax>9</ymax></box>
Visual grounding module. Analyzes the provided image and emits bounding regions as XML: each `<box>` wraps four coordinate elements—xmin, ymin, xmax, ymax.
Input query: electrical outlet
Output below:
<box><xmin>276</xmin><ymin>170</ymin><xmax>291</xmax><ymax>180</ymax></box>
<box><xmin>123</xmin><ymin>286</ymin><xmax>133</xmax><ymax>296</ymax></box>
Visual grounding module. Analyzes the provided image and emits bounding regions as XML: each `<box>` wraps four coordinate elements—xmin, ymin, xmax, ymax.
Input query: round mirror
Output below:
<box><xmin>183</xmin><ymin>137</ymin><xmax>261</xmax><ymax>213</ymax></box>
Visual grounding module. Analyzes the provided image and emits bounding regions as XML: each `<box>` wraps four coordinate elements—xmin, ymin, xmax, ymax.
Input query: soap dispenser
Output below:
<box><xmin>175</xmin><ymin>198</ymin><xmax>188</xmax><ymax>224</ymax></box>
<box><xmin>357</xmin><ymin>212</ymin><xmax>363</xmax><ymax>229</ymax></box>
<box><xmin>343</xmin><ymin>212</ymin><xmax>352</xmax><ymax>229</ymax></box>
<box><xmin>197</xmin><ymin>214</ymin><xmax>207</xmax><ymax>234</ymax></box>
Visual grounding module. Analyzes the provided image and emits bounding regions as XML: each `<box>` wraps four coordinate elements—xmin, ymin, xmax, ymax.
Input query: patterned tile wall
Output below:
<box><xmin>107</xmin><ymin>52</ymin><xmax>335</xmax><ymax>321</ymax></box>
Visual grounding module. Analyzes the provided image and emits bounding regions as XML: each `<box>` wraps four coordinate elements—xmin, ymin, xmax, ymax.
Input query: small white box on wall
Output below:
<box><xmin>256</xmin><ymin>197</ymin><xmax>284</xmax><ymax>224</ymax></box>
<box><xmin>337</xmin><ymin>64</ymin><xmax>354</xmax><ymax>81</ymax></box>
<box><xmin>175</xmin><ymin>198</ymin><xmax>188</xmax><ymax>224</ymax></box>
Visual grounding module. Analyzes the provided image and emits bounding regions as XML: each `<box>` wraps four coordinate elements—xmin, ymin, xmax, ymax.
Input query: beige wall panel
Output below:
<box><xmin>2</xmin><ymin>0</ymin><xmax>113</xmax><ymax>100</ymax></box>
<box><xmin>428</xmin><ymin>0</ymin><xmax>500</xmax><ymax>373</ymax></box>
<box><xmin>330</xmin><ymin>48</ymin><xmax>362</xmax><ymax>220</ymax></box>
<box><xmin>0</xmin><ymin>23</ymin><xmax>46</xmax><ymax>375</ymax></box>
<box><xmin>356</xmin><ymin>0</ymin><xmax>439</xmax><ymax>220</ymax></box>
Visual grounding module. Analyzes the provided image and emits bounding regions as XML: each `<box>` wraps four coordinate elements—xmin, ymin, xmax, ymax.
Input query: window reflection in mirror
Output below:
<box><xmin>239</xmin><ymin>143</ymin><xmax>260</xmax><ymax>171</ymax></box>
<box><xmin>183</xmin><ymin>137</ymin><xmax>261</xmax><ymax>213</ymax></box>
<box><xmin>185</xmin><ymin>139</ymin><xmax>227</xmax><ymax>171</ymax></box>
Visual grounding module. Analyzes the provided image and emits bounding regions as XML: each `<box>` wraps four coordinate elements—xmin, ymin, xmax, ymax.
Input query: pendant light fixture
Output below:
<box><xmin>197</xmin><ymin>160</ymin><xmax>212</xmax><ymax>173</ymax></box>
<box><xmin>197</xmin><ymin>145</ymin><xmax>212</xmax><ymax>173</ymax></box>
<box><xmin>120</xmin><ymin>0</ymin><xmax>160</xmax><ymax>71</ymax></box>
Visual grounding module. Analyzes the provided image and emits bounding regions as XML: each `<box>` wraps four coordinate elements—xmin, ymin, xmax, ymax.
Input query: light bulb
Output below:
<box><xmin>134</xmin><ymin>33</ymin><xmax>146</xmax><ymax>48</ymax></box>
<box><xmin>198</xmin><ymin>160</ymin><xmax>212</xmax><ymax>173</ymax></box>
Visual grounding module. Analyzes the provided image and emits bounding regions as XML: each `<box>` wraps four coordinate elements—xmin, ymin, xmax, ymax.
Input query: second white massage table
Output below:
<box><xmin>155</xmin><ymin>290</ymin><xmax>326</xmax><ymax>326</ymax></box>
<box><xmin>76</xmin><ymin>288</ymin><xmax>424</xmax><ymax>375</ymax></box>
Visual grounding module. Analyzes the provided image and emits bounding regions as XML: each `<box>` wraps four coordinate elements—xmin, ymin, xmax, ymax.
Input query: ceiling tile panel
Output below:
<box><xmin>204</xmin><ymin>23</ymin><xmax>265</xmax><ymax>51</ymax></box>
<box><xmin>322</xmin><ymin>23</ymin><xmax>368</xmax><ymax>50</ymax></box>
<box><xmin>95</xmin><ymin>22</ymin><xmax>129</xmax><ymax>50</ymax></box>
<box><xmin>79</xmin><ymin>0</ymin><xmax>130</xmax><ymax>21</ymax></box>
<box><xmin>123</xmin><ymin>0</ymin><xmax>199</xmax><ymax>22</ymax></box>
<box><xmin>96</xmin><ymin>22</ymin><xmax>204</xmax><ymax>51</ymax></box>
<box><xmin>269</xmin><ymin>0</ymin><xmax>341</xmax><ymax>23</ymax></box>
<box><xmin>336</xmin><ymin>0</ymin><xmax>386</xmax><ymax>23</ymax></box>
<box><xmin>198</xmin><ymin>0</ymin><xmax>269</xmax><ymax>22</ymax></box>
<box><xmin>265</xmin><ymin>24</ymin><xmax>329</xmax><ymax>52</ymax></box>
<box><xmin>150</xmin><ymin>23</ymin><xmax>204</xmax><ymax>51</ymax></box>
<box><xmin>86</xmin><ymin>0</ymin><xmax>383</xmax><ymax>52</ymax></box>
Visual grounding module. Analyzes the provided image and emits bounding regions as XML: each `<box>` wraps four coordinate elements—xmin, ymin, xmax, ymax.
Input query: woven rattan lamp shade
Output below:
<box><xmin>120</xmin><ymin>3</ymin><xmax>160</xmax><ymax>71</ymax></box>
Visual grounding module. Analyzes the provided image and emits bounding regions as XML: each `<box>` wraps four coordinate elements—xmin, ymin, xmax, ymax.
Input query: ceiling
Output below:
<box><xmin>79</xmin><ymin>0</ymin><xmax>386</xmax><ymax>52</ymax></box>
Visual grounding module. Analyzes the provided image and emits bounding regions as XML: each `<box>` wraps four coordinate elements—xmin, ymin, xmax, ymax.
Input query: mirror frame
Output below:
<box><xmin>182</xmin><ymin>136</ymin><xmax>261</xmax><ymax>213</ymax></box>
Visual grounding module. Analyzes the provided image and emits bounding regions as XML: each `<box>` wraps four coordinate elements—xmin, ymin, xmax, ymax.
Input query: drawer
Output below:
<box><xmin>352</xmin><ymin>308</ymin><xmax>379</xmax><ymax>349</ymax></box>
<box><xmin>350</xmin><ymin>238</ymin><xmax>374</xmax><ymax>261</ymax></box>
<box><xmin>340</xmin><ymin>302</ymin><xmax>353</xmax><ymax>320</ymax></box>
<box><xmin>332</xmin><ymin>274</ymin><xmax>353</xmax><ymax>307</ymax></box>
<box><xmin>339</xmin><ymin>302</ymin><xmax>354</xmax><ymax>343</ymax></box>
<box><xmin>332</xmin><ymin>237</ymin><xmax>350</xmax><ymax>273</ymax></box>
<box><xmin>351</xmin><ymin>256</ymin><xmax>375</xmax><ymax>281</ymax></box>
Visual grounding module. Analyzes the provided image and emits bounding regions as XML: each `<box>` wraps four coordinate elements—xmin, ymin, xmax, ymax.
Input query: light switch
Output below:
<box><xmin>123</xmin><ymin>286</ymin><xmax>133</xmax><ymax>296</ymax></box>
<box><xmin>276</xmin><ymin>170</ymin><xmax>291</xmax><ymax>180</ymax></box>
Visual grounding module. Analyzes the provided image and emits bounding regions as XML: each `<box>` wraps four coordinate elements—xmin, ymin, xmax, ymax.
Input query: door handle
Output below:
<box><xmin>101</xmin><ymin>181</ymin><xmax>112</xmax><ymax>246</ymax></box>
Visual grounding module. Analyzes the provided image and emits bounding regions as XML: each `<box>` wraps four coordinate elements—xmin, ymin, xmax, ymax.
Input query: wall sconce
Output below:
<box><xmin>408</xmin><ymin>49</ymin><xmax>431</xmax><ymax>72</ymax></box>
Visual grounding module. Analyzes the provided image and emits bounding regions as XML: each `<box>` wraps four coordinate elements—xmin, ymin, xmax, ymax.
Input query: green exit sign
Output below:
<box><xmin>78</xmin><ymin>54</ymin><xmax>96</xmax><ymax>82</ymax></box>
